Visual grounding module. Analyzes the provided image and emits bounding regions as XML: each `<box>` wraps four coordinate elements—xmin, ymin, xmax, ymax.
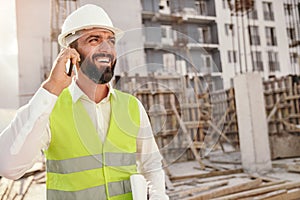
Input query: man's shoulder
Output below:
<box><xmin>114</xmin><ymin>89</ymin><xmax>137</xmax><ymax>99</ymax></box>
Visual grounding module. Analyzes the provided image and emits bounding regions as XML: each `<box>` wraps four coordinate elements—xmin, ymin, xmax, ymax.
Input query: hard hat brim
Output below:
<box><xmin>58</xmin><ymin>25</ymin><xmax>124</xmax><ymax>48</ymax></box>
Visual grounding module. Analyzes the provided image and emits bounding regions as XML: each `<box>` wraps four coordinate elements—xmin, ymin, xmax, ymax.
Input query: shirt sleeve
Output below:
<box><xmin>136</xmin><ymin>100</ymin><xmax>169</xmax><ymax>200</ymax></box>
<box><xmin>0</xmin><ymin>87</ymin><xmax>57</xmax><ymax>180</ymax></box>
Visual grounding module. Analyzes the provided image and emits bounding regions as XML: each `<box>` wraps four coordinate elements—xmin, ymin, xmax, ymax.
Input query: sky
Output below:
<box><xmin>0</xmin><ymin>0</ymin><xmax>19</xmax><ymax>109</ymax></box>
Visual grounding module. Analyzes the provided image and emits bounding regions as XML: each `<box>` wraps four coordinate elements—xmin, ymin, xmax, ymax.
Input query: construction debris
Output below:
<box><xmin>0</xmin><ymin>162</ymin><xmax>45</xmax><ymax>200</ymax></box>
<box><xmin>1</xmin><ymin>74</ymin><xmax>300</xmax><ymax>199</ymax></box>
<box><xmin>2</xmin><ymin>156</ymin><xmax>300</xmax><ymax>199</ymax></box>
<box><xmin>166</xmin><ymin>155</ymin><xmax>300</xmax><ymax>200</ymax></box>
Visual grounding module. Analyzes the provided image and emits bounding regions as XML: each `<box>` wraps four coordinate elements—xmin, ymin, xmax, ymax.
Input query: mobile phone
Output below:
<box><xmin>67</xmin><ymin>59</ymin><xmax>73</xmax><ymax>76</ymax></box>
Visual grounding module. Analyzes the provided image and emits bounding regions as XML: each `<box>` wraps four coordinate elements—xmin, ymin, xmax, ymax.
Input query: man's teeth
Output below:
<box><xmin>96</xmin><ymin>57</ymin><xmax>110</xmax><ymax>63</ymax></box>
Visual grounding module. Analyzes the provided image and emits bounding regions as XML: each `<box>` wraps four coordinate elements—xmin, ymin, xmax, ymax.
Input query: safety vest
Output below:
<box><xmin>44</xmin><ymin>88</ymin><xmax>140</xmax><ymax>200</ymax></box>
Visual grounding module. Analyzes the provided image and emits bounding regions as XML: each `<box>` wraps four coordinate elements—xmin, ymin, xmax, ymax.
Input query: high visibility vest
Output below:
<box><xmin>44</xmin><ymin>88</ymin><xmax>140</xmax><ymax>200</ymax></box>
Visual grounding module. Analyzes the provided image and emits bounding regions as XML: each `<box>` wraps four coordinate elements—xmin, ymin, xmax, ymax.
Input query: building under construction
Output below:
<box><xmin>1</xmin><ymin>0</ymin><xmax>300</xmax><ymax>199</ymax></box>
<box><xmin>1</xmin><ymin>0</ymin><xmax>296</xmax><ymax>106</ymax></box>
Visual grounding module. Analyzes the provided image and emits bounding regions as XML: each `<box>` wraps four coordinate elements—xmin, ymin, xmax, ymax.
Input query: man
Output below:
<box><xmin>0</xmin><ymin>4</ymin><xmax>169</xmax><ymax>200</ymax></box>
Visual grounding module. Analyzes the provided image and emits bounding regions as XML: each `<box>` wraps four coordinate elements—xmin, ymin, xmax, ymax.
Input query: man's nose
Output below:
<box><xmin>96</xmin><ymin>40</ymin><xmax>114</xmax><ymax>52</ymax></box>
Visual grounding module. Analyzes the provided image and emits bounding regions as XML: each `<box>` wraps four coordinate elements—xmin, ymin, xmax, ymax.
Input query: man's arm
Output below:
<box><xmin>136</xmin><ymin>100</ymin><xmax>169</xmax><ymax>200</ymax></box>
<box><xmin>0</xmin><ymin>88</ymin><xmax>57</xmax><ymax>179</ymax></box>
<box><xmin>0</xmin><ymin>48</ymin><xmax>80</xmax><ymax>180</ymax></box>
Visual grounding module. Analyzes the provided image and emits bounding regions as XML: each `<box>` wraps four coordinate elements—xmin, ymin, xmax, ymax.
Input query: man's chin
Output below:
<box><xmin>93</xmin><ymin>73</ymin><xmax>113</xmax><ymax>84</ymax></box>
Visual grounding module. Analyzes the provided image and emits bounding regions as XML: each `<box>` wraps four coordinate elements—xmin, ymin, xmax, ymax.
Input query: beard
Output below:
<box><xmin>79</xmin><ymin>53</ymin><xmax>116</xmax><ymax>84</ymax></box>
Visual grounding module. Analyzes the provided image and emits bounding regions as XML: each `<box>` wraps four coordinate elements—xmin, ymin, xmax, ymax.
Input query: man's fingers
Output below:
<box><xmin>59</xmin><ymin>48</ymin><xmax>81</xmax><ymax>64</ymax></box>
<box><xmin>69</xmin><ymin>48</ymin><xmax>81</xmax><ymax>64</ymax></box>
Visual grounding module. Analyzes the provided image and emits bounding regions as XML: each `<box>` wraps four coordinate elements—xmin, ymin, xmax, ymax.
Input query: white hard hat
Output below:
<box><xmin>58</xmin><ymin>4</ymin><xmax>124</xmax><ymax>47</ymax></box>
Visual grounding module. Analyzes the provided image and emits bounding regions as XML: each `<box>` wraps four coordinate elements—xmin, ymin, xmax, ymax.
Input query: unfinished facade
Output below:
<box><xmin>141</xmin><ymin>0</ymin><xmax>224</xmax><ymax>91</ymax></box>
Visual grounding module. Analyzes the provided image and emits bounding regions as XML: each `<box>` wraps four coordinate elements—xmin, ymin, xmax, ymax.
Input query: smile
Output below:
<box><xmin>95</xmin><ymin>57</ymin><xmax>111</xmax><ymax>64</ymax></box>
<box><xmin>92</xmin><ymin>53</ymin><xmax>113</xmax><ymax>65</ymax></box>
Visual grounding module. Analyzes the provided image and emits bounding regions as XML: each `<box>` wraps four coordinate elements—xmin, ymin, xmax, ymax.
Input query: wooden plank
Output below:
<box><xmin>12</xmin><ymin>194</ymin><xmax>23</xmax><ymax>200</ymax></box>
<box><xmin>293</xmin><ymin>81</ymin><xmax>300</xmax><ymax>126</ymax></box>
<box><xmin>170</xmin><ymin>180</ymin><xmax>229</xmax><ymax>198</ymax></box>
<box><xmin>158</xmin><ymin>88</ymin><xmax>167</xmax><ymax>153</ymax></box>
<box><xmin>1</xmin><ymin>179</ymin><xmax>14</xmax><ymax>200</ymax></box>
<box><xmin>0</xmin><ymin>178</ymin><xmax>12</xmax><ymax>198</ymax></box>
<box><xmin>18</xmin><ymin>176</ymin><xmax>34</xmax><ymax>196</ymax></box>
<box><xmin>207</xmin><ymin>121</ymin><xmax>233</xmax><ymax>144</ymax></box>
<box><xmin>250</xmin><ymin>189</ymin><xmax>287</xmax><ymax>200</ymax></box>
<box><xmin>170</xmin><ymin>100</ymin><xmax>205</xmax><ymax>169</ymax></box>
<box><xmin>170</xmin><ymin>168</ymin><xmax>244</xmax><ymax>181</ymax></box>
<box><xmin>195</xmin><ymin>159</ymin><xmax>230</xmax><ymax>171</ymax></box>
<box><xmin>195</xmin><ymin>174</ymin><xmax>248</xmax><ymax>185</ymax></box>
<box><xmin>256</xmin><ymin>180</ymin><xmax>288</xmax><ymax>190</ymax></box>
<box><xmin>184</xmin><ymin>178</ymin><xmax>262</xmax><ymax>200</ymax></box>
<box><xmin>274</xmin><ymin>81</ymin><xmax>284</xmax><ymax>132</ymax></box>
<box><xmin>287</xmin><ymin>164</ymin><xmax>300</xmax><ymax>173</ymax></box>
<box><xmin>0</xmin><ymin>181</ymin><xmax>8</xmax><ymax>200</ymax></box>
<box><xmin>249</xmin><ymin>175</ymin><xmax>281</xmax><ymax>183</ymax></box>
<box><xmin>286</xmin><ymin>188</ymin><xmax>300</xmax><ymax>200</ymax></box>
<box><xmin>169</xmin><ymin>94</ymin><xmax>180</xmax><ymax>157</ymax></box>
<box><xmin>172</xmin><ymin>178</ymin><xmax>198</xmax><ymax>187</ymax></box>
<box><xmin>2</xmin><ymin>176</ymin><xmax>34</xmax><ymax>200</ymax></box>
<box><xmin>165</xmin><ymin>175</ymin><xmax>174</xmax><ymax>191</ymax></box>
<box><xmin>266</xmin><ymin>95</ymin><xmax>283</xmax><ymax>122</ymax></box>
<box><xmin>212</xmin><ymin>181</ymin><xmax>300</xmax><ymax>200</ymax></box>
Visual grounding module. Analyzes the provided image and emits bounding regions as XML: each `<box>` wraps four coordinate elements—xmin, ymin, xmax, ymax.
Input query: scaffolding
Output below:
<box><xmin>44</xmin><ymin>0</ymin><xmax>79</xmax><ymax>79</ymax></box>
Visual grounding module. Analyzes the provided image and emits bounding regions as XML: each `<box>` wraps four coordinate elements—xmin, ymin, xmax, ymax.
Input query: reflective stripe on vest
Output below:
<box><xmin>47</xmin><ymin>185</ymin><xmax>106</xmax><ymax>200</ymax></box>
<box><xmin>45</xmin><ymin>89</ymin><xmax>140</xmax><ymax>200</ymax></box>
<box><xmin>47</xmin><ymin>152</ymin><xmax>136</xmax><ymax>174</ymax></box>
<box><xmin>47</xmin><ymin>180</ymin><xmax>131</xmax><ymax>200</ymax></box>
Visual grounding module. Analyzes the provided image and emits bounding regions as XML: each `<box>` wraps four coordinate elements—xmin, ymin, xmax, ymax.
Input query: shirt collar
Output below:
<box><xmin>68</xmin><ymin>78</ymin><xmax>116</xmax><ymax>103</ymax></box>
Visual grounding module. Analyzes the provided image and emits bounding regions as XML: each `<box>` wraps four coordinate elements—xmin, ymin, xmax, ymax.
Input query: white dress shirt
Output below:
<box><xmin>0</xmin><ymin>80</ymin><xmax>169</xmax><ymax>200</ymax></box>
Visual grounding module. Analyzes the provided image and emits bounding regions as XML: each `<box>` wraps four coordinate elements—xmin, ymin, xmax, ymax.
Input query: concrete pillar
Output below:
<box><xmin>234</xmin><ymin>72</ymin><xmax>272</xmax><ymax>173</ymax></box>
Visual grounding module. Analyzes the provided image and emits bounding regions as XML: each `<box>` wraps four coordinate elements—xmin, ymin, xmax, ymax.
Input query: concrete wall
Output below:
<box><xmin>0</xmin><ymin>0</ymin><xmax>19</xmax><ymax>109</ymax></box>
<box><xmin>16</xmin><ymin>0</ymin><xmax>50</xmax><ymax>106</ymax></box>
<box><xmin>10</xmin><ymin>0</ymin><xmax>297</xmax><ymax>109</ymax></box>
<box><xmin>234</xmin><ymin>72</ymin><xmax>272</xmax><ymax>173</ymax></box>
<box><xmin>169</xmin><ymin>0</ymin><xmax>195</xmax><ymax>12</ymax></box>
<box><xmin>82</xmin><ymin>0</ymin><xmax>146</xmax><ymax>76</ymax></box>
<box><xmin>141</xmin><ymin>0</ymin><xmax>160</xmax><ymax>12</ymax></box>
<box><xmin>13</xmin><ymin>0</ymin><xmax>146</xmax><ymax>108</ymax></box>
<box><xmin>215</xmin><ymin>0</ymin><xmax>291</xmax><ymax>89</ymax></box>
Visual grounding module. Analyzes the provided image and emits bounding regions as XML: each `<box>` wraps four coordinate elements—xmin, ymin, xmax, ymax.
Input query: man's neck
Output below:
<box><xmin>75</xmin><ymin>70</ymin><xmax>109</xmax><ymax>104</ymax></box>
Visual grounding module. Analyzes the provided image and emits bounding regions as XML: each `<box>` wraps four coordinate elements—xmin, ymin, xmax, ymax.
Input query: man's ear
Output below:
<box><xmin>69</xmin><ymin>40</ymin><xmax>78</xmax><ymax>49</ymax></box>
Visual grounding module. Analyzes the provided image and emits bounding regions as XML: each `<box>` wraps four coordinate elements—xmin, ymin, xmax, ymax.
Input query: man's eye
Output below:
<box><xmin>89</xmin><ymin>38</ymin><xmax>99</xmax><ymax>43</ymax></box>
<box><xmin>110</xmin><ymin>38</ymin><xmax>116</xmax><ymax>45</ymax></box>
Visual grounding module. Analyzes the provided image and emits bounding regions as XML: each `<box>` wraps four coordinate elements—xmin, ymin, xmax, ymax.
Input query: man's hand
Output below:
<box><xmin>42</xmin><ymin>48</ymin><xmax>80</xmax><ymax>96</ymax></box>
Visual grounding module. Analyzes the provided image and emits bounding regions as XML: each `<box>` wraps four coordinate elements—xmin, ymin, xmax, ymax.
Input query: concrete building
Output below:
<box><xmin>140</xmin><ymin>0</ymin><xmax>300</xmax><ymax>89</ymax></box>
<box><xmin>13</xmin><ymin>0</ymin><xmax>144</xmax><ymax>107</ymax></box>
<box><xmin>216</xmin><ymin>0</ymin><xmax>300</xmax><ymax>88</ymax></box>
<box><xmin>0</xmin><ymin>0</ymin><xmax>19</xmax><ymax>109</ymax></box>
<box><xmin>1</xmin><ymin>0</ymin><xmax>299</xmax><ymax>108</ymax></box>
<box><xmin>141</xmin><ymin>0</ymin><xmax>224</xmax><ymax>91</ymax></box>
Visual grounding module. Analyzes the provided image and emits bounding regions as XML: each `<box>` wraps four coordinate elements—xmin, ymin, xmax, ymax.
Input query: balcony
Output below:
<box><xmin>144</xmin><ymin>40</ymin><xmax>219</xmax><ymax>53</ymax></box>
<box><xmin>144</xmin><ymin>27</ymin><xmax>219</xmax><ymax>51</ymax></box>
<box><xmin>142</xmin><ymin>8</ymin><xmax>216</xmax><ymax>25</ymax></box>
<box><xmin>186</xmin><ymin>42</ymin><xmax>219</xmax><ymax>52</ymax></box>
<box><xmin>249</xmin><ymin>36</ymin><xmax>261</xmax><ymax>46</ymax></box>
<box><xmin>266</xmin><ymin>38</ymin><xmax>277</xmax><ymax>46</ymax></box>
<box><xmin>253</xmin><ymin>61</ymin><xmax>264</xmax><ymax>71</ymax></box>
<box><xmin>264</xmin><ymin>12</ymin><xmax>274</xmax><ymax>21</ymax></box>
<box><xmin>268</xmin><ymin>61</ymin><xmax>280</xmax><ymax>72</ymax></box>
<box><xmin>247</xmin><ymin>9</ymin><xmax>258</xmax><ymax>19</ymax></box>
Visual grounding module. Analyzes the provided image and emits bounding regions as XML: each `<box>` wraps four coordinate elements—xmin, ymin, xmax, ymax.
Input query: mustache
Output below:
<box><xmin>92</xmin><ymin>53</ymin><xmax>114</xmax><ymax>61</ymax></box>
